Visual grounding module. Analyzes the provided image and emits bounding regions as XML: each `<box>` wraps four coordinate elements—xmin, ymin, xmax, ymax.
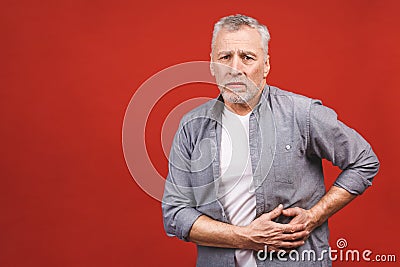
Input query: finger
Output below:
<box><xmin>281</xmin><ymin>230</ymin><xmax>310</xmax><ymax>241</ymax></box>
<box><xmin>267</xmin><ymin>245</ymin><xmax>279</xmax><ymax>252</ymax></box>
<box><xmin>278</xmin><ymin>240</ymin><xmax>305</xmax><ymax>249</ymax></box>
<box><xmin>282</xmin><ymin>223</ymin><xmax>306</xmax><ymax>233</ymax></box>
<box><xmin>265</xmin><ymin>204</ymin><xmax>283</xmax><ymax>220</ymax></box>
<box><xmin>287</xmin><ymin>216</ymin><xmax>303</xmax><ymax>225</ymax></box>
<box><xmin>282</xmin><ymin>207</ymin><xmax>302</xmax><ymax>217</ymax></box>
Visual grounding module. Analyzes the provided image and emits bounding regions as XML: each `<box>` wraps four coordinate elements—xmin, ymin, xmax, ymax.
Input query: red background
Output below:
<box><xmin>1</xmin><ymin>0</ymin><xmax>399</xmax><ymax>266</ymax></box>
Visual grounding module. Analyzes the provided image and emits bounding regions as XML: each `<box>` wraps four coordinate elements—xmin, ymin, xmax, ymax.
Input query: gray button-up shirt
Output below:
<box><xmin>162</xmin><ymin>85</ymin><xmax>380</xmax><ymax>267</ymax></box>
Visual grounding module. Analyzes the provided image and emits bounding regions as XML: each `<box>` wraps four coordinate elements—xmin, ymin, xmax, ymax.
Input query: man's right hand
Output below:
<box><xmin>237</xmin><ymin>204</ymin><xmax>309</xmax><ymax>251</ymax></box>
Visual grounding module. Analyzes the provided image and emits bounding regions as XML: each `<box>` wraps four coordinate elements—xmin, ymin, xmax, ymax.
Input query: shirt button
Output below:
<box><xmin>285</xmin><ymin>144</ymin><xmax>291</xmax><ymax>150</ymax></box>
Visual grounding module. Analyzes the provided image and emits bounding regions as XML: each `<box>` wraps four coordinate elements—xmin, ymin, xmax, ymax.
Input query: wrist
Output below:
<box><xmin>232</xmin><ymin>225</ymin><xmax>251</xmax><ymax>249</ymax></box>
<box><xmin>309</xmin><ymin>206</ymin><xmax>325</xmax><ymax>227</ymax></box>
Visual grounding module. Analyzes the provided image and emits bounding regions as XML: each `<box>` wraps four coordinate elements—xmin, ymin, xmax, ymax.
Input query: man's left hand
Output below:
<box><xmin>282</xmin><ymin>207</ymin><xmax>319</xmax><ymax>240</ymax></box>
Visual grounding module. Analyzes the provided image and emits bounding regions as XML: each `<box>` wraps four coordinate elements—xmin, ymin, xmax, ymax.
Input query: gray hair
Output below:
<box><xmin>211</xmin><ymin>14</ymin><xmax>271</xmax><ymax>61</ymax></box>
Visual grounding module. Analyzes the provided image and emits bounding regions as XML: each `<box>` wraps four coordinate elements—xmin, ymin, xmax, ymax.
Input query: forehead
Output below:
<box><xmin>214</xmin><ymin>26</ymin><xmax>263</xmax><ymax>52</ymax></box>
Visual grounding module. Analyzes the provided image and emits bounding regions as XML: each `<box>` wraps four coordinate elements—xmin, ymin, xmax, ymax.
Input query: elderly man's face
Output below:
<box><xmin>211</xmin><ymin>26</ymin><xmax>270</xmax><ymax>105</ymax></box>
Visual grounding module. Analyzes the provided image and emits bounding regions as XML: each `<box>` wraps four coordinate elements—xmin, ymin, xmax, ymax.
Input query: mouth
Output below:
<box><xmin>224</xmin><ymin>82</ymin><xmax>246</xmax><ymax>90</ymax></box>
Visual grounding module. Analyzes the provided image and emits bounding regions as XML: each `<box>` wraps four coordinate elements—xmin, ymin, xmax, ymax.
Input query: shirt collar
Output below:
<box><xmin>210</xmin><ymin>84</ymin><xmax>271</xmax><ymax>120</ymax></box>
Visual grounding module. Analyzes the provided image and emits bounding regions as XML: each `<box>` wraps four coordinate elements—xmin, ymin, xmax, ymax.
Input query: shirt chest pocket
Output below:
<box><xmin>273</xmin><ymin>140</ymin><xmax>295</xmax><ymax>184</ymax></box>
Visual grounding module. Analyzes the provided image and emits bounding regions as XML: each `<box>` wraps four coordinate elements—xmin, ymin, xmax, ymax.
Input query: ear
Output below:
<box><xmin>263</xmin><ymin>55</ymin><xmax>270</xmax><ymax>78</ymax></box>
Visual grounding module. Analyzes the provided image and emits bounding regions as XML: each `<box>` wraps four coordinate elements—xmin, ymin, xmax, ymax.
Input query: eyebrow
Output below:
<box><xmin>217</xmin><ymin>50</ymin><xmax>258</xmax><ymax>57</ymax></box>
<box><xmin>239</xmin><ymin>50</ymin><xmax>257</xmax><ymax>57</ymax></box>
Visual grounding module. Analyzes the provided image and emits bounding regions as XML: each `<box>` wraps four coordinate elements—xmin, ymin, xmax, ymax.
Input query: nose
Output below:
<box><xmin>229</xmin><ymin>55</ymin><xmax>243</xmax><ymax>76</ymax></box>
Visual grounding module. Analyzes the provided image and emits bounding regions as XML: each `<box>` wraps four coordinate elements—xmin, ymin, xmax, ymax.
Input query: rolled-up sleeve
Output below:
<box><xmin>307</xmin><ymin>100</ymin><xmax>380</xmax><ymax>195</ymax></box>
<box><xmin>162</xmin><ymin>120</ymin><xmax>202</xmax><ymax>241</ymax></box>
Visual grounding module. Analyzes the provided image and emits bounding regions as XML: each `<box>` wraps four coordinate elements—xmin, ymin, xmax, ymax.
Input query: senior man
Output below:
<box><xmin>162</xmin><ymin>14</ymin><xmax>379</xmax><ymax>266</ymax></box>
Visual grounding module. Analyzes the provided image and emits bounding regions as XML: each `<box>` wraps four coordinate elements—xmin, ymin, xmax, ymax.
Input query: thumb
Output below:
<box><xmin>282</xmin><ymin>207</ymin><xmax>301</xmax><ymax>217</ymax></box>
<box><xmin>265</xmin><ymin>204</ymin><xmax>283</xmax><ymax>220</ymax></box>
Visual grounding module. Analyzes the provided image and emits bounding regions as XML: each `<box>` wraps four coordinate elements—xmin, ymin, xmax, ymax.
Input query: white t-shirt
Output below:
<box><xmin>218</xmin><ymin>107</ymin><xmax>256</xmax><ymax>267</ymax></box>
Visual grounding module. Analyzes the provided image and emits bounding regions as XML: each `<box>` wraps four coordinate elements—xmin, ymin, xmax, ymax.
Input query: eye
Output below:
<box><xmin>243</xmin><ymin>55</ymin><xmax>255</xmax><ymax>61</ymax></box>
<box><xmin>219</xmin><ymin>55</ymin><xmax>231</xmax><ymax>60</ymax></box>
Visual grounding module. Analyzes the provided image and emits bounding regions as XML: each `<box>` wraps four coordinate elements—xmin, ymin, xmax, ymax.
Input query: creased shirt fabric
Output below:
<box><xmin>162</xmin><ymin>85</ymin><xmax>380</xmax><ymax>267</ymax></box>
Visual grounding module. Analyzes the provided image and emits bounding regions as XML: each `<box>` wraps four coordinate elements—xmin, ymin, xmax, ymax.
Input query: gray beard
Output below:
<box><xmin>221</xmin><ymin>85</ymin><xmax>260</xmax><ymax>104</ymax></box>
<box><xmin>222</xmin><ymin>91</ymin><xmax>249</xmax><ymax>103</ymax></box>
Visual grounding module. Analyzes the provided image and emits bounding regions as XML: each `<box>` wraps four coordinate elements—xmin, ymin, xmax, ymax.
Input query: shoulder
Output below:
<box><xmin>180</xmin><ymin>97</ymin><xmax>219</xmax><ymax>123</ymax></box>
<box><xmin>268</xmin><ymin>86</ymin><xmax>324</xmax><ymax>122</ymax></box>
<box><xmin>267</xmin><ymin>85</ymin><xmax>332</xmax><ymax>135</ymax></box>
<box><xmin>269</xmin><ymin>85</ymin><xmax>322</xmax><ymax>107</ymax></box>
